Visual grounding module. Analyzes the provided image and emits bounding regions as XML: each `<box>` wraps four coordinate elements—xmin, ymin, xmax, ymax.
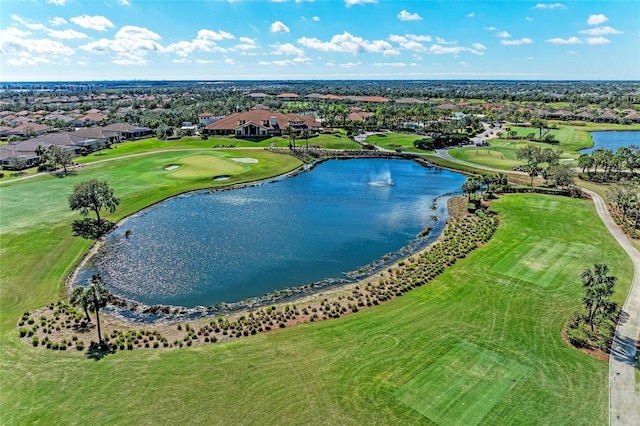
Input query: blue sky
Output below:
<box><xmin>1</xmin><ymin>0</ymin><xmax>638</xmax><ymax>81</ymax></box>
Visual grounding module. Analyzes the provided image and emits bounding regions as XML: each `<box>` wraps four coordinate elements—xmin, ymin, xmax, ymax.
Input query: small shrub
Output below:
<box><xmin>76</xmin><ymin>341</ymin><xmax>85</xmax><ymax>351</ymax></box>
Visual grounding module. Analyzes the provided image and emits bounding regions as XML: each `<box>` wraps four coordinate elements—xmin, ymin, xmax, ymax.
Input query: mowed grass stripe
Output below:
<box><xmin>0</xmin><ymin>168</ymin><xmax>634</xmax><ymax>425</ymax></box>
<box><xmin>396</xmin><ymin>341</ymin><xmax>529</xmax><ymax>426</ymax></box>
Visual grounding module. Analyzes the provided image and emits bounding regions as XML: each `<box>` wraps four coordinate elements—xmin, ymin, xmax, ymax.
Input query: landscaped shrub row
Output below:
<box><xmin>18</xmin><ymin>210</ymin><xmax>498</xmax><ymax>353</ymax></box>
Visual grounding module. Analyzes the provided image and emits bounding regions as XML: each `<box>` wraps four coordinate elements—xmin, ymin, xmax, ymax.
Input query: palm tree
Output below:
<box><xmin>70</xmin><ymin>286</ymin><xmax>92</xmax><ymax>323</ymax></box>
<box><xmin>301</xmin><ymin>129</ymin><xmax>311</xmax><ymax>151</ymax></box>
<box><xmin>580</xmin><ymin>264</ymin><xmax>618</xmax><ymax>332</ymax></box>
<box><xmin>461</xmin><ymin>176</ymin><xmax>481</xmax><ymax>201</ymax></box>
<box><xmin>86</xmin><ymin>274</ymin><xmax>110</xmax><ymax>346</ymax></box>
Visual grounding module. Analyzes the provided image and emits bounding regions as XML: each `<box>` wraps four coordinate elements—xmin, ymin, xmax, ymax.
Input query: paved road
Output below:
<box><xmin>583</xmin><ymin>189</ymin><xmax>640</xmax><ymax>425</ymax></box>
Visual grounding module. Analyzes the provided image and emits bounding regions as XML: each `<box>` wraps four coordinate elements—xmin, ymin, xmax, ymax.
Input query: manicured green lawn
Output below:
<box><xmin>365</xmin><ymin>132</ymin><xmax>429</xmax><ymax>153</ymax></box>
<box><xmin>1</xmin><ymin>153</ymin><xmax>632</xmax><ymax>426</ymax></box>
<box><xmin>449</xmin><ymin>123</ymin><xmax>640</xmax><ymax>171</ymax></box>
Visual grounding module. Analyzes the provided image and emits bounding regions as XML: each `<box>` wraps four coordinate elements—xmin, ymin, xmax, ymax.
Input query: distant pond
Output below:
<box><xmin>581</xmin><ymin>131</ymin><xmax>640</xmax><ymax>154</ymax></box>
<box><xmin>73</xmin><ymin>159</ymin><xmax>465</xmax><ymax>309</ymax></box>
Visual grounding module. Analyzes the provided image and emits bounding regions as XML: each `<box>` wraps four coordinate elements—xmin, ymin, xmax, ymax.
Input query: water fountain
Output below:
<box><xmin>368</xmin><ymin>169</ymin><xmax>394</xmax><ymax>186</ymax></box>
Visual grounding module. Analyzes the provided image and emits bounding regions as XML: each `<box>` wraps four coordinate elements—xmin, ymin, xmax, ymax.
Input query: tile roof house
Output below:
<box><xmin>102</xmin><ymin>122</ymin><xmax>153</xmax><ymax>140</ymax></box>
<box><xmin>276</xmin><ymin>93</ymin><xmax>300</xmax><ymax>101</ymax></box>
<box><xmin>204</xmin><ymin>106</ymin><xmax>319</xmax><ymax>137</ymax></box>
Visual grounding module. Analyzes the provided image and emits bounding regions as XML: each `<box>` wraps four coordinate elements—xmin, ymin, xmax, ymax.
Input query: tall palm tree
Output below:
<box><xmin>86</xmin><ymin>274</ymin><xmax>110</xmax><ymax>345</ymax></box>
<box><xmin>70</xmin><ymin>286</ymin><xmax>92</xmax><ymax>323</ymax></box>
<box><xmin>301</xmin><ymin>129</ymin><xmax>311</xmax><ymax>151</ymax></box>
<box><xmin>580</xmin><ymin>264</ymin><xmax>618</xmax><ymax>332</ymax></box>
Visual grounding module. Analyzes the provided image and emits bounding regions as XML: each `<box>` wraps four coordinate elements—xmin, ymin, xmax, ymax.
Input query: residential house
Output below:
<box><xmin>204</xmin><ymin>106</ymin><xmax>319</xmax><ymax>137</ymax></box>
<box><xmin>198</xmin><ymin>112</ymin><xmax>222</xmax><ymax>127</ymax></box>
<box><xmin>102</xmin><ymin>122</ymin><xmax>153</xmax><ymax>140</ymax></box>
<box><xmin>595</xmin><ymin>109</ymin><xmax>619</xmax><ymax>123</ymax></box>
<box><xmin>276</xmin><ymin>93</ymin><xmax>300</xmax><ymax>102</ymax></box>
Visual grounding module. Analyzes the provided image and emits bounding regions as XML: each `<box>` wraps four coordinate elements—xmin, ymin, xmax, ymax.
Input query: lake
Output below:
<box><xmin>73</xmin><ymin>158</ymin><xmax>465</xmax><ymax>309</ymax></box>
<box><xmin>581</xmin><ymin>131</ymin><xmax>640</xmax><ymax>154</ymax></box>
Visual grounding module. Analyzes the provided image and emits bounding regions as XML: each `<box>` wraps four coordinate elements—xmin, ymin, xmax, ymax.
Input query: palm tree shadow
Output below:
<box><xmin>86</xmin><ymin>342</ymin><xmax>116</xmax><ymax>360</ymax></box>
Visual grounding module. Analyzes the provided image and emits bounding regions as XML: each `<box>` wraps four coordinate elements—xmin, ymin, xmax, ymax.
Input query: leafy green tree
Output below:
<box><xmin>68</xmin><ymin>179</ymin><xmax>120</xmax><ymax>224</ymax></box>
<box><xmin>45</xmin><ymin>145</ymin><xmax>74</xmax><ymax>174</ymax></box>
<box><xmin>580</xmin><ymin>264</ymin><xmax>618</xmax><ymax>332</ymax></box>
<box><xmin>516</xmin><ymin>144</ymin><xmax>543</xmax><ymax>186</ymax></box>
<box><xmin>546</xmin><ymin>164</ymin><xmax>575</xmax><ymax>188</ymax></box>
<box><xmin>578</xmin><ymin>153</ymin><xmax>594</xmax><ymax>173</ymax></box>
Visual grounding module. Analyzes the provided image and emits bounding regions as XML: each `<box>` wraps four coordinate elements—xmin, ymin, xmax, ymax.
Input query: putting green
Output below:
<box><xmin>395</xmin><ymin>341</ymin><xmax>529</xmax><ymax>426</ymax></box>
<box><xmin>168</xmin><ymin>154</ymin><xmax>245</xmax><ymax>178</ymax></box>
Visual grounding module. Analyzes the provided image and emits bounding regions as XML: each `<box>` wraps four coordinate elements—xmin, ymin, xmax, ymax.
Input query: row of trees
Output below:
<box><xmin>515</xmin><ymin>144</ymin><xmax>572</xmax><ymax>187</ymax></box>
<box><xmin>578</xmin><ymin>145</ymin><xmax>640</xmax><ymax>176</ymax></box>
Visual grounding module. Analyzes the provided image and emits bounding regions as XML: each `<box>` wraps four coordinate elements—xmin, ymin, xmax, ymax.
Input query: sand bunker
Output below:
<box><xmin>231</xmin><ymin>158</ymin><xmax>258</xmax><ymax>164</ymax></box>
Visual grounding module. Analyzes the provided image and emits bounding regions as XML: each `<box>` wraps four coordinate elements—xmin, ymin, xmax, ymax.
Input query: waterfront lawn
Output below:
<box><xmin>448</xmin><ymin>123</ymin><xmax>640</xmax><ymax>171</ymax></box>
<box><xmin>0</xmin><ymin>188</ymin><xmax>632</xmax><ymax>424</ymax></box>
<box><xmin>365</xmin><ymin>132</ymin><xmax>428</xmax><ymax>153</ymax></box>
<box><xmin>74</xmin><ymin>134</ymin><xmax>360</xmax><ymax>164</ymax></box>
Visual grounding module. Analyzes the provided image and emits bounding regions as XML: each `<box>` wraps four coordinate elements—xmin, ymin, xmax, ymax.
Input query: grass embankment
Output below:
<box><xmin>364</xmin><ymin>132</ymin><xmax>429</xmax><ymax>154</ymax></box>
<box><xmin>1</xmin><ymin>149</ymin><xmax>633</xmax><ymax>426</ymax></box>
<box><xmin>448</xmin><ymin>123</ymin><xmax>640</xmax><ymax>171</ymax></box>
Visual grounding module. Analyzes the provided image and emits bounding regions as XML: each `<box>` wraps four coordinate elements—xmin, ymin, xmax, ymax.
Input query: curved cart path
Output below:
<box><xmin>583</xmin><ymin>189</ymin><xmax>640</xmax><ymax>425</ymax></box>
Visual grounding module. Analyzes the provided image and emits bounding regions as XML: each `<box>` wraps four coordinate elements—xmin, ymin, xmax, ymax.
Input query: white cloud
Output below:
<box><xmin>48</xmin><ymin>29</ymin><xmax>89</xmax><ymax>40</ymax></box>
<box><xmin>46</xmin><ymin>0</ymin><xmax>66</xmax><ymax>5</ymax></box>
<box><xmin>270</xmin><ymin>21</ymin><xmax>290</xmax><ymax>33</ymax></box>
<box><xmin>526</xmin><ymin>17</ymin><xmax>533</xmax><ymax>21</ymax></box>
<box><xmin>500</xmin><ymin>38</ymin><xmax>534</xmax><ymax>46</ymax></box>
<box><xmin>428</xmin><ymin>44</ymin><xmax>485</xmax><ymax>56</ymax></box>
<box><xmin>298</xmin><ymin>32</ymin><xmax>399</xmax><ymax>56</ymax></box>
<box><xmin>196</xmin><ymin>59</ymin><xmax>215</xmax><ymax>64</ymax></box>
<box><xmin>389</xmin><ymin>34</ymin><xmax>432</xmax><ymax>52</ymax></box>
<box><xmin>460</xmin><ymin>61</ymin><xmax>469</xmax><ymax>67</ymax></box>
<box><xmin>312</xmin><ymin>16</ymin><xmax>320</xmax><ymax>22</ymax></box>
<box><xmin>326</xmin><ymin>61</ymin><xmax>361</xmax><ymax>68</ymax></box>
<box><xmin>345</xmin><ymin>0</ymin><xmax>376</xmax><ymax>6</ymax></box>
<box><xmin>496</xmin><ymin>31</ymin><xmax>511</xmax><ymax>38</ymax></box>
<box><xmin>119</xmin><ymin>0</ymin><xmax>131</xmax><ymax>5</ymax></box>
<box><xmin>7</xmin><ymin>52</ymin><xmax>52</xmax><ymax>66</ymax></box>
<box><xmin>484</xmin><ymin>26</ymin><xmax>497</xmax><ymax>31</ymax></box>
<box><xmin>579</xmin><ymin>26</ymin><xmax>622</xmax><ymax>36</ymax></box>
<box><xmin>197</xmin><ymin>29</ymin><xmax>235</xmax><ymax>41</ymax></box>
<box><xmin>11</xmin><ymin>15</ymin><xmax>87</xmax><ymax>39</ymax></box>
<box><xmin>49</xmin><ymin>17</ymin><xmax>67</xmax><ymax>26</ymax></box>
<box><xmin>224</xmin><ymin>58</ymin><xmax>236</xmax><ymax>65</ymax></box>
<box><xmin>270</xmin><ymin>42</ymin><xmax>305</xmax><ymax>56</ymax></box>
<box><xmin>70</xmin><ymin>15</ymin><xmax>115</xmax><ymax>31</ymax></box>
<box><xmin>435</xmin><ymin>37</ymin><xmax>456</xmax><ymax>45</ymax></box>
<box><xmin>586</xmin><ymin>37</ymin><xmax>610</xmax><ymax>45</ymax></box>
<box><xmin>373</xmin><ymin>62</ymin><xmax>406</xmax><ymax>67</ymax></box>
<box><xmin>467</xmin><ymin>12</ymin><xmax>476</xmax><ymax>18</ymax></box>
<box><xmin>587</xmin><ymin>14</ymin><xmax>608</xmax><ymax>25</ymax></box>
<box><xmin>397</xmin><ymin>10</ymin><xmax>422</xmax><ymax>21</ymax></box>
<box><xmin>546</xmin><ymin>36</ymin><xmax>582</xmax><ymax>44</ymax></box>
<box><xmin>0</xmin><ymin>33</ymin><xmax>74</xmax><ymax>57</ymax></box>
<box><xmin>234</xmin><ymin>37</ymin><xmax>257</xmax><ymax>51</ymax></box>
<box><xmin>260</xmin><ymin>57</ymin><xmax>310</xmax><ymax>66</ymax></box>
<box><xmin>532</xmin><ymin>3</ymin><xmax>567</xmax><ymax>10</ymax></box>
<box><xmin>165</xmin><ymin>29</ymin><xmax>234</xmax><ymax>58</ymax></box>
<box><xmin>80</xmin><ymin>25</ymin><xmax>163</xmax><ymax>65</ymax></box>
